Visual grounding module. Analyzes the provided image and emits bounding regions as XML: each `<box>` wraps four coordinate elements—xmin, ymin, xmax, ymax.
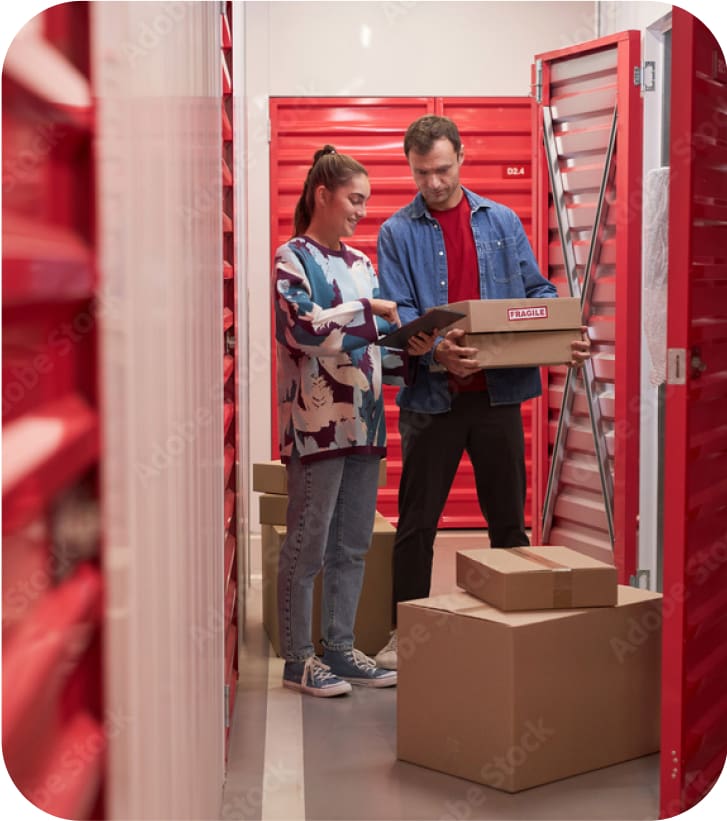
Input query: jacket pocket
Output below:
<box><xmin>483</xmin><ymin>235</ymin><xmax>519</xmax><ymax>284</ymax></box>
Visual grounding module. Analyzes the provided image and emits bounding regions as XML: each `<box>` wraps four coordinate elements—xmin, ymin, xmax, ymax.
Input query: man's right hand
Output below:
<box><xmin>433</xmin><ymin>328</ymin><xmax>482</xmax><ymax>377</ymax></box>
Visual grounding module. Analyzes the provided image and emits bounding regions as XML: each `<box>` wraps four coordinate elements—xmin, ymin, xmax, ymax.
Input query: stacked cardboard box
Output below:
<box><xmin>397</xmin><ymin>545</ymin><xmax>662</xmax><ymax>792</ymax></box>
<box><xmin>444</xmin><ymin>297</ymin><xmax>582</xmax><ymax>368</ymax></box>
<box><xmin>254</xmin><ymin>459</ymin><xmax>393</xmax><ymax>656</ymax></box>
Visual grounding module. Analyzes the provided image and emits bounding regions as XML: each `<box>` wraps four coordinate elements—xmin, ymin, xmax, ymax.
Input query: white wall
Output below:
<box><xmin>242</xmin><ymin>0</ymin><xmax>598</xmax><ymax>558</ymax></box>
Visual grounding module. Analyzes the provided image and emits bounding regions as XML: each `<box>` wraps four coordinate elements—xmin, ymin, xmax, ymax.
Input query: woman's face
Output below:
<box><xmin>320</xmin><ymin>173</ymin><xmax>370</xmax><ymax>238</ymax></box>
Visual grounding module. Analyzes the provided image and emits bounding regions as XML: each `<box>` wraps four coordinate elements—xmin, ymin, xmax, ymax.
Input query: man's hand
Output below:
<box><xmin>406</xmin><ymin>331</ymin><xmax>438</xmax><ymax>356</ymax></box>
<box><xmin>569</xmin><ymin>326</ymin><xmax>591</xmax><ymax>367</ymax></box>
<box><xmin>433</xmin><ymin>328</ymin><xmax>483</xmax><ymax>377</ymax></box>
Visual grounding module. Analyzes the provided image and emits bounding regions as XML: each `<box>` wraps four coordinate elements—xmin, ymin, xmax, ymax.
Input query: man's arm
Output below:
<box><xmin>377</xmin><ymin>221</ymin><xmax>422</xmax><ymax>327</ymax></box>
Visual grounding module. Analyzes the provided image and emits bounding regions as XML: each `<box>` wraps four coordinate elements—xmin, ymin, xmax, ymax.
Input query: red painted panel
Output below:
<box><xmin>270</xmin><ymin>97</ymin><xmax>535</xmax><ymax>528</ymax></box>
<box><xmin>660</xmin><ymin>8</ymin><xmax>727</xmax><ymax>817</ymax></box>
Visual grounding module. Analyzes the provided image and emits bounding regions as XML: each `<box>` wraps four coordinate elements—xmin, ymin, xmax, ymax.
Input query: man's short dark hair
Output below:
<box><xmin>403</xmin><ymin>115</ymin><xmax>462</xmax><ymax>157</ymax></box>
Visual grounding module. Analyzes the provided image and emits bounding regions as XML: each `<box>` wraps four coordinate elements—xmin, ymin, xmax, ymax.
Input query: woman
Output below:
<box><xmin>274</xmin><ymin>145</ymin><xmax>412</xmax><ymax>696</ymax></box>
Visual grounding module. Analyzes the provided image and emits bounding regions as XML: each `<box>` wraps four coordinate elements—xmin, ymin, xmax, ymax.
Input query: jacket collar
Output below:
<box><xmin>409</xmin><ymin>186</ymin><xmax>493</xmax><ymax>219</ymax></box>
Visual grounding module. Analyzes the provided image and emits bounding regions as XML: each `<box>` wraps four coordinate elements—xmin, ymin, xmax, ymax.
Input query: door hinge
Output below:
<box><xmin>630</xmin><ymin>569</ymin><xmax>651</xmax><ymax>589</ymax></box>
<box><xmin>534</xmin><ymin>59</ymin><xmax>543</xmax><ymax>104</ymax></box>
<box><xmin>224</xmin><ymin>682</ymin><xmax>230</xmax><ymax>728</ymax></box>
<box><xmin>635</xmin><ymin>62</ymin><xmax>656</xmax><ymax>91</ymax></box>
<box><xmin>667</xmin><ymin>348</ymin><xmax>687</xmax><ymax>385</ymax></box>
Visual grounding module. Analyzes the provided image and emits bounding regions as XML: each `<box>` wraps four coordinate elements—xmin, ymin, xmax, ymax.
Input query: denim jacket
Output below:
<box><xmin>377</xmin><ymin>187</ymin><xmax>557</xmax><ymax>412</ymax></box>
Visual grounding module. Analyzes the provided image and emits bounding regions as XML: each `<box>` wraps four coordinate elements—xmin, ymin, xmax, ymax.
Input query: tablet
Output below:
<box><xmin>375</xmin><ymin>307</ymin><xmax>466</xmax><ymax>349</ymax></box>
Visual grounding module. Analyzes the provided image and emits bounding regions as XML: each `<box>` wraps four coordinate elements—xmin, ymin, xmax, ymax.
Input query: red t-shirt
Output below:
<box><xmin>431</xmin><ymin>194</ymin><xmax>487</xmax><ymax>393</ymax></box>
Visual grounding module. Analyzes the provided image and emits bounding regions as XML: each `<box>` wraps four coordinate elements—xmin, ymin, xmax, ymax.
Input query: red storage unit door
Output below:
<box><xmin>660</xmin><ymin>8</ymin><xmax>727</xmax><ymax>816</ymax></box>
<box><xmin>532</xmin><ymin>32</ymin><xmax>642</xmax><ymax>579</ymax></box>
<box><xmin>269</xmin><ymin>97</ymin><xmax>536</xmax><ymax>528</ymax></box>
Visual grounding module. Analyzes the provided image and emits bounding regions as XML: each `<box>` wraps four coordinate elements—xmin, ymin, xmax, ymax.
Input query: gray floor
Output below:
<box><xmin>221</xmin><ymin>532</ymin><xmax>660</xmax><ymax>821</ymax></box>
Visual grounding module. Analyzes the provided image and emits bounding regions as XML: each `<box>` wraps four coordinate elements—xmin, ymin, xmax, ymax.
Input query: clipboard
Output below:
<box><xmin>375</xmin><ymin>307</ymin><xmax>466</xmax><ymax>349</ymax></box>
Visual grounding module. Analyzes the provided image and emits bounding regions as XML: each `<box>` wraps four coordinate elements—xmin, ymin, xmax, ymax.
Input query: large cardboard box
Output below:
<box><xmin>261</xmin><ymin>512</ymin><xmax>395</xmax><ymax>656</ymax></box>
<box><xmin>397</xmin><ymin>586</ymin><xmax>661</xmax><ymax>792</ymax></box>
<box><xmin>444</xmin><ymin>297</ymin><xmax>582</xmax><ymax>368</ymax></box>
<box><xmin>456</xmin><ymin>546</ymin><xmax>618</xmax><ymax>610</ymax></box>
<box><xmin>253</xmin><ymin>458</ymin><xmax>387</xmax><ymax>495</ymax></box>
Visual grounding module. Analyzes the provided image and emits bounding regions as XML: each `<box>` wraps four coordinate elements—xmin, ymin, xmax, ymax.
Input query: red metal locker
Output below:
<box><xmin>269</xmin><ymin>96</ymin><xmax>536</xmax><ymax>528</ymax></box>
<box><xmin>532</xmin><ymin>32</ymin><xmax>643</xmax><ymax>581</ymax></box>
<box><xmin>660</xmin><ymin>8</ymin><xmax>727</xmax><ymax>816</ymax></box>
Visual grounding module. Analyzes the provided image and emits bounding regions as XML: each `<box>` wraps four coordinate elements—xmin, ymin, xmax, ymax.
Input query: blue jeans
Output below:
<box><xmin>278</xmin><ymin>451</ymin><xmax>380</xmax><ymax>661</ymax></box>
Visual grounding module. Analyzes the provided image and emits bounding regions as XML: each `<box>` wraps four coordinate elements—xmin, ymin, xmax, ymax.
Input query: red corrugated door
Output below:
<box><xmin>660</xmin><ymin>9</ymin><xmax>727</xmax><ymax>816</ymax></box>
<box><xmin>532</xmin><ymin>32</ymin><xmax>642</xmax><ymax>580</ymax></box>
<box><xmin>269</xmin><ymin>97</ymin><xmax>535</xmax><ymax>528</ymax></box>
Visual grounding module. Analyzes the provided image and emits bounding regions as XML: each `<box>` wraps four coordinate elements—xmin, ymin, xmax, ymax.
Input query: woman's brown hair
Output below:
<box><xmin>293</xmin><ymin>145</ymin><xmax>368</xmax><ymax>237</ymax></box>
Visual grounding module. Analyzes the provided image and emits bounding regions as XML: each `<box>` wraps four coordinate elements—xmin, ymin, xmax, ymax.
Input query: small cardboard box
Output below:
<box><xmin>444</xmin><ymin>297</ymin><xmax>582</xmax><ymax>368</ymax></box>
<box><xmin>261</xmin><ymin>512</ymin><xmax>395</xmax><ymax>656</ymax></box>
<box><xmin>253</xmin><ymin>458</ymin><xmax>387</xmax><ymax>495</ymax></box>
<box><xmin>259</xmin><ymin>493</ymin><xmax>288</xmax><ymax>525</ymax></box>
<box><xmin>456</xmin><ymin>546</ymin><xmax>618</xmax><ymax>610</ymax></box>
<box><xmin>397</xmin><ymin>586</ymin><xmax>662</xmax><ymax>793</ymax></box>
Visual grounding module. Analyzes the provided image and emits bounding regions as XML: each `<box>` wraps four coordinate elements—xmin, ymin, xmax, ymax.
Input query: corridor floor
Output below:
<box><xmin>221</xmin><ymin>532</ymin><xmax>660</xmax><ymax>821</ymax></box>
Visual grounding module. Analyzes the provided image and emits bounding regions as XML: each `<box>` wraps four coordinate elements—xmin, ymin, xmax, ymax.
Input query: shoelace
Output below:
<box><xmin>301</xmin><ymin>655</ymin><xmax>339</xmax><ymax>685</ymax></box>
<box><xmin>349</xmin><ymin>648</ymin><xmax>377</xmax><ymax>671</ymax></box>
<box><xmin>386</xmin><ymin>632</ymin><xmax>398</xmax><ymax>652</ymax></box>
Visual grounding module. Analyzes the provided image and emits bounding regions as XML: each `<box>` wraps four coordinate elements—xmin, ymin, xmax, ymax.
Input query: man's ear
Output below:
<box><xmin>458</xmin><ymin>147</ymin><xmax>465</xmax><ymax>166</ymax></box>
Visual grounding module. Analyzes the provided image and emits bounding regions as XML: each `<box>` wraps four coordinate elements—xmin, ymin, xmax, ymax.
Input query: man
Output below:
<box><xmin>374</xmin><ymin>115</ymin><xmax>590</xmax><ymax>669</ymax></box>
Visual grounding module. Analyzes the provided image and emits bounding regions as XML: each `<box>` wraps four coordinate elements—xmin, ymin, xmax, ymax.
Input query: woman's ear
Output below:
<box><xmin>314</xmin><ymin>184</ymin><xmax>329</xmax><ymax>209</ymax></box>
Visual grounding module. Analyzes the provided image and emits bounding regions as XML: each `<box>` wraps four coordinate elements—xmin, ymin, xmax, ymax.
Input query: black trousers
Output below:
<box><xmin>392</xmin><ymin>391</ymin><xmax>529</xmax><ymax>623</ymax></box>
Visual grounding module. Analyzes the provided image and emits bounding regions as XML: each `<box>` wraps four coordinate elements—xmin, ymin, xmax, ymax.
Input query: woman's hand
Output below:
<box><xmin>371</xmin><ymin>299</ymin><xmax>401</xmax><ymax>326</ymax></box>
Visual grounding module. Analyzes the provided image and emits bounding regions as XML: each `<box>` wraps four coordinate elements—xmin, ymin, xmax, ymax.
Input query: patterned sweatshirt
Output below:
<box><xmin>274</xmin><ymin>236</ymin><xmax>406</xmax><ymax>463</ymax></box>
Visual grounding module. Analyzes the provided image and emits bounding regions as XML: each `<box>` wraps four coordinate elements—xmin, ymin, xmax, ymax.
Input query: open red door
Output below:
<box><xmin>532</xmin><ymin>32</ymin><xmax>643</xmax><ymax>582</ymax></box>
<box><xmin>660</xmin><ymin>8</ymin><xmax>727</xmax><ymax>816</ymax></box>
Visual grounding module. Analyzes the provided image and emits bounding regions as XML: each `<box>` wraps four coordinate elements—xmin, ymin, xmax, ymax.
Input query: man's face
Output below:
<box><xmin>407</xmin><ymin>137</ymin><xmax>464</xmax><ymax>211</ymax></box>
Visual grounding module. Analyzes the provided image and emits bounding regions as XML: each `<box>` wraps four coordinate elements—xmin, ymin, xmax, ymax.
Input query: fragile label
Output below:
<box><xmin>507</xmin><ymin>305</ymin><xmax>549</xmax><ymax>321</ymax></box>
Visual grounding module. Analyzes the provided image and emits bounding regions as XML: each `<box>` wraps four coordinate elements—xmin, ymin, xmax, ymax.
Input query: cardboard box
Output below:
<box><xmin>253</xmin><ymin>458</ymin><xmax>387</xmax><ymax>495</ymax></box>
<box><xmin>261</xmin><ymin>512</ymin><xmax>395</xmax><ymax>656</ymax></box>
<box><xmin>397</xmin><ymin>586</ymin><xmax>662</xmax><ymax>793</ymax></box>
<box><xmin>444</xmin><ymin>297</ymin><xmax>582</xmax><ymax>368</ymax></box>
<box><xmin>456</xmin><ymin>546</ymin><xmax>618</xmax><ymax>610</ymax></box>
<box><xmin>259</xmin><ymin>493</ymin><xmax>288</xmax><ymax>525</ymax></box>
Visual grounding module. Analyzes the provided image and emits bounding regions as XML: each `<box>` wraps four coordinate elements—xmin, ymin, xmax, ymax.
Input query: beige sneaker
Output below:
<box><xmin>374</xmin><ymin>630</ymin><xmax>398</xmax><ymax>670</ymax></box>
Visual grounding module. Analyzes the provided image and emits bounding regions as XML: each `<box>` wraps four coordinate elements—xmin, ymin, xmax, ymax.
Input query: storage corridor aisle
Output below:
<box><xmin>221</xmin><ymin>535</ymin><xmax>659</xmax><ymax>821</ymax></box>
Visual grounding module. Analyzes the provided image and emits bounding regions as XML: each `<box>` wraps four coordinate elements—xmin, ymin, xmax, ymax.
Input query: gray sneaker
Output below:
<box><xmin>283</xmin><ymin>656</ymin><xmax>352</xmax><ymax>697</ymax></box>
<box><xmin>374</xmin><ymin>630</ymin><xmax>397</xmax><ymax>670</ymax></box>
<box><xmin>322</xmin><ymin>647</ymin><xmax>397</xmax><ymax>687</ymax></box>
